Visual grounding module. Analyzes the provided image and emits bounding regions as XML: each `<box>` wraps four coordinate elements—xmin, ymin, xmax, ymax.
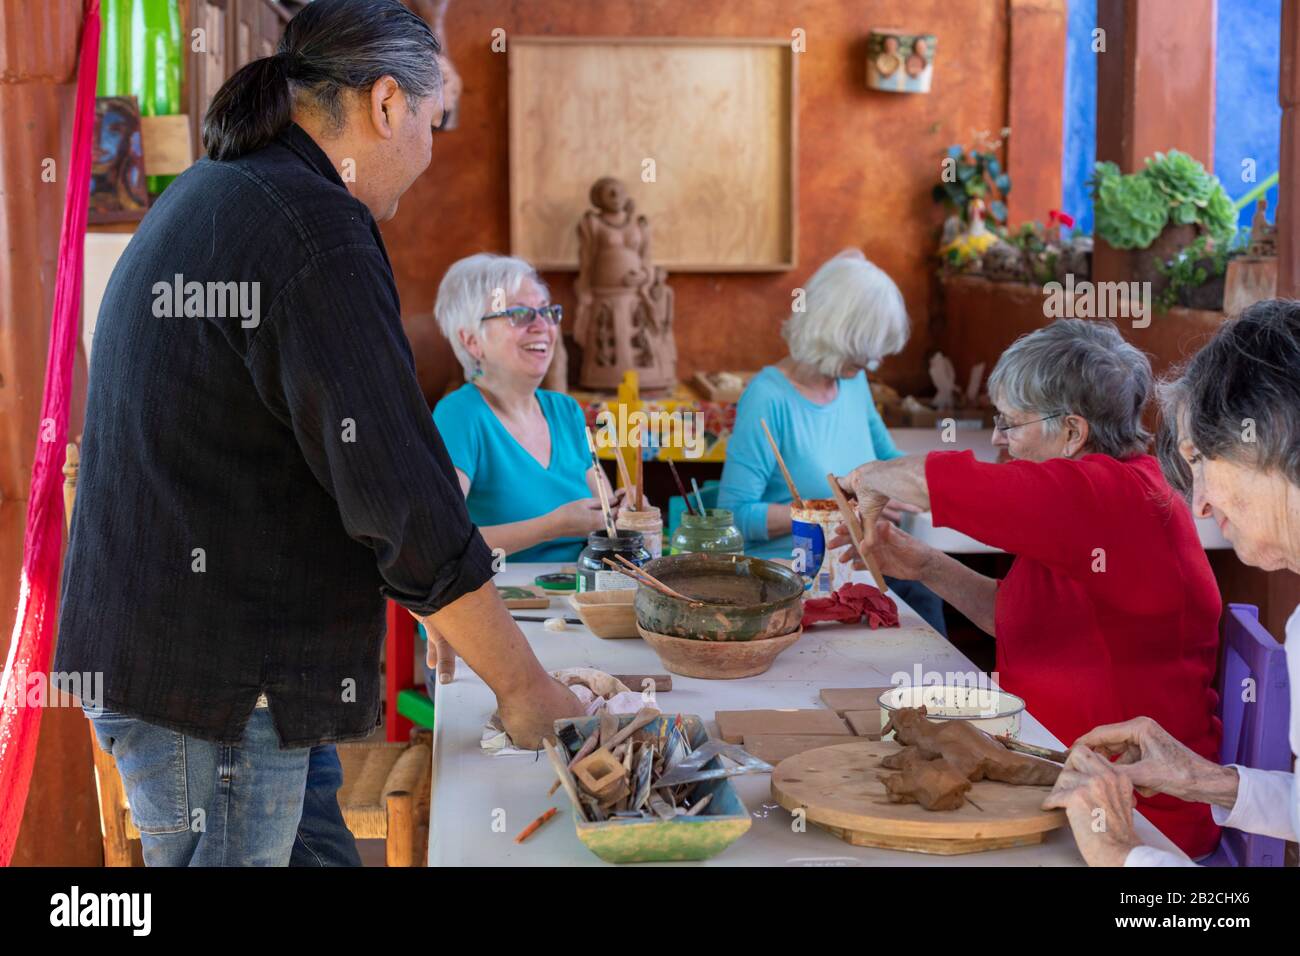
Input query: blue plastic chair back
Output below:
<box><xmin>1203</xmin><ymin>603</ymin><xmax>1291</xmax><ymax>867</ymax></box>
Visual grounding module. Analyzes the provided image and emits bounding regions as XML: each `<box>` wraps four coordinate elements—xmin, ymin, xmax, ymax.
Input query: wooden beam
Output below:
<box><xmin>1006</xmin><ymin>0</ymin><xmax>1066</xmax><ymax>225</ymax></box>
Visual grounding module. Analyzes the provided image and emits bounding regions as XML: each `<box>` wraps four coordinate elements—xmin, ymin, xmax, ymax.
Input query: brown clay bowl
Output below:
<box><xmin>636</xmin><ymin>624</ymin><xmax>802</xmax><ymax>680</ymax></box>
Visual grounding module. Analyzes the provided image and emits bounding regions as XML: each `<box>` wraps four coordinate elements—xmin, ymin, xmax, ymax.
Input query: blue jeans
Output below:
<box><xmin>291</xmin><ymin>743</ymin><xmax>362</xmax><ymax>867</ymax></box>
<box><xmin>89</xmin><ymin>707</ymin><xmax>359</xmax><ymax>866</ymax></box>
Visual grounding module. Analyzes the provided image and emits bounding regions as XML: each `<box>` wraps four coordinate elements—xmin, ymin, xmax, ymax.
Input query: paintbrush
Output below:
<box><xmin>635</xmin><ymin>448</ymin><xmax>644</xmax><ymax>511</ymax></box>
<box><xmin>615</xmin><ymin>445</ymin><xmax>636</xmax><ymax>510</ymax></box>
<box><xmin>690</xmin><ymin>477</ymin><xmax>706</xmax><ymax>516</ymax></box>
<box><xmin>584</xmin><ymin>427</ymin><xmax>618</xmax><ymax>539</ymax></box>
<box><xmin>826</xmin><ymin>472</ymin><xmax>889</xmax><ymax>594</ymax></box>
<box><xmin>667</xmin><ymin>459</ymin><xmax>695</xmax><ymax>515</ymax></box>
<box><xmin>760</xmin><ymin>418</ymin><xmax>804</xmax><ymax>509</ymax></box>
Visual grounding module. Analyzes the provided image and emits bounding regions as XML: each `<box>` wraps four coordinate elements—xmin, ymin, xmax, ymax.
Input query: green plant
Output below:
<box><xmin>1155</xmin><ymin>233</ymin><xmax>1239</xmax><ymax>310</ymax></box>
<box><xmin>932</xmin><ymin>141</ymin><xmax>1011</xmax><ymax>225</ymax></box>
<box><xmin>1089</xmin><ymin>150</ymin><xmax>1237</xmax><ymax>250</ymax></box>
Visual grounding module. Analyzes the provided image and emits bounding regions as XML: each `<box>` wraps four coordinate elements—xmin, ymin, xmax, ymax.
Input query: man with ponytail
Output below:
<box><xmin>55</xmin><ymin>0</ymin><xmax>582</xmax><ymax>866</ymax></box>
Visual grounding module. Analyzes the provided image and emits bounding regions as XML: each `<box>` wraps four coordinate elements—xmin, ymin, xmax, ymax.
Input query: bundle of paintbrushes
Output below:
<box><xmin>542</xmin><ymin>710</ymin><xmax>771</xmax><ymax>822</ymax></box>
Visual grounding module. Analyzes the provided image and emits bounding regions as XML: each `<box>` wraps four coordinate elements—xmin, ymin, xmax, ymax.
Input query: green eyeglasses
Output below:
<box><xmin>481</xmin><ymin>305</ymin><xmax>563</xmax><ymax>327</ymax></box>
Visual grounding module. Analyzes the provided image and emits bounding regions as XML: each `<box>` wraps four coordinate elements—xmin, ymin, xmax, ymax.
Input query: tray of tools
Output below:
<box><xmin>545</xmin><ymin>712</ymin><xmax>768</xmax><ymax>863</ymax></box>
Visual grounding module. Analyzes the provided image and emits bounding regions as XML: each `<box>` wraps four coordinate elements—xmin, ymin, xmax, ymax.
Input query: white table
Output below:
<box><xmin>428</xmin><ymin>563</ymin><xmax>1182</xmax><ymax>866</ymax></box>
<box><xmin>889</xmin><ymin>428</ymin><xmax>1230</xmax><ymax>552</ymax></box>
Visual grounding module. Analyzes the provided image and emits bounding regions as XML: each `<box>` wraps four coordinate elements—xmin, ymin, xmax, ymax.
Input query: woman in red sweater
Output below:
<box><xmin>836</xmin><ymin>319</ymin><xmax>1222</xmax><ymax>858</ymax></box>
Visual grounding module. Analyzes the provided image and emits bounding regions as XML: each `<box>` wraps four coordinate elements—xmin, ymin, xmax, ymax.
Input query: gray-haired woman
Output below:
<box><xmin>833</xmin><ymin>319</ymin><xmax>1223</xmax><ymax>857</ymax></box>
<box><xmin>1044</xmin><ymin>299</ymin><xmax>1300</xmax><ymax>865</ymax></box>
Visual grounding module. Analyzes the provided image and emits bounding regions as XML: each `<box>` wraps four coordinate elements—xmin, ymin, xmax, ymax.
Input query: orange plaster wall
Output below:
<box><xmin>382</xmin><ymin>0</ymin><xmax>1063</xmax><ymax>401</ymax></box>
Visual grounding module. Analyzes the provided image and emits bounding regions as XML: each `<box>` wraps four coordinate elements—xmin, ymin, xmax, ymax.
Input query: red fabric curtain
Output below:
<box><xmin>0</xmin><ymin>0</ymin><xmax>101</xmax><ymax>866</ymax></box>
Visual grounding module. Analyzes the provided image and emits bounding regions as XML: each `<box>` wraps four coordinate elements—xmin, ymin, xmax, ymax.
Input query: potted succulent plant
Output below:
<box><xmin>1089</xmin><ymin>150</ymin><xmax>1237</xmax><ymax>298</ymax></box>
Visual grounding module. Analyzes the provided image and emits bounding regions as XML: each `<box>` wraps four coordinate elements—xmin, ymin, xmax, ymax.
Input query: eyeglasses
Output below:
<box><xmin>994</xmin><ymin>412</ymin><xmax>1062</xmax><ymax>433</ymax></box>
<box><xmin>481</xmin><ymin>305</ymin><xmax>563</xmax><ymax>328</ymax></box>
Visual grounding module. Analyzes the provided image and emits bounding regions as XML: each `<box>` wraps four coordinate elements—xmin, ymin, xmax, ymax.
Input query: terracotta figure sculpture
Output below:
<box><xmin>574</xmin><ymin>176</ymin><xmax>676</xmax><ymax>391</ymax></box>
<box><xmin>880</xmin><ymin>706</ymin><xmax>1061</xmax><ymax>811</ymax></box>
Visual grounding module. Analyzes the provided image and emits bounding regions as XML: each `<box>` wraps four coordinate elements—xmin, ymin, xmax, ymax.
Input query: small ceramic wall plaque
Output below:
<box><xmin>867</xmin><ymin>28</ymin><xmax>935</xmax><ymax>94</ymax></box>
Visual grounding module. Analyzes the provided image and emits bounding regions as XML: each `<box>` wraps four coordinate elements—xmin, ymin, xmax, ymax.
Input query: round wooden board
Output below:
<box><xmin>771</xmin><ymin>740</ymin><xmax>1066</xmax><ymax>852</ymax></box>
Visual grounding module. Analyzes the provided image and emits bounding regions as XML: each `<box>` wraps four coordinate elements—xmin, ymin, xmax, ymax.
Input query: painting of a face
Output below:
<box><xmin>90</xmin><ymin>96</ymin><xmax>148</xmax><ymax>222</ymax></box>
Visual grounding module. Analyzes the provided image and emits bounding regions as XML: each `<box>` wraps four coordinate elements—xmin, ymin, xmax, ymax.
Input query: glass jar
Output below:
<box><xmin>670</xmin><ymin>508</ymin><xmax>744</xmax><ymax>555</ymax></box>
<box><xmin>616</xmin><ymin>506</ymin><xmax>663</xmax><ymax>559</ymax></box>
<box><xmin>576</xmin><ymin>530</ymin><xmax>651</xmax><ymax>592</ymax></box>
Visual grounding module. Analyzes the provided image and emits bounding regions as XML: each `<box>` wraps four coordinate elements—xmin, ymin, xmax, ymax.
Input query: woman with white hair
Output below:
<box><xmin>1043</xmin><ymin>299</ymin><xmax>1300</xmax><ymax>866</ymax></box>
<box><xmin>433</xmin><ymin>253</ymin><xmax>623</xmax><ymax>564</ymax></box>
<box><xmin>834</xmin><ymin>318</ymin><xmax>1222</xmax><ymax>858</ymax></box>
<box><xmin>717</xmin><ymin>248</ymin><xmax>946</xmax><ymax>634</ymax></box>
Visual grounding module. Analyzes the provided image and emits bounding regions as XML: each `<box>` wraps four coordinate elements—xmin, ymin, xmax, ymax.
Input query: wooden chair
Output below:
<box><xmin>63</xmin><ymin>443</ymin><xmax>432</xmax><ymax>866</ymax></box>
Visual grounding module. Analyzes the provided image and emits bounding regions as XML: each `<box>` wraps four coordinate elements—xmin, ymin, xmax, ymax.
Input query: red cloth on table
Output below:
<box><xmin>803</xmin><ymin>583</ymin><xmax>899</xmax><ymax>629</ymax></box>
<box><xmin>926</xmin><ymin>450</ymin><xmax>1223</xmax><ymax>858</ymax></box>
<box><xmin>0</xmin><ymin>0</ymin><xmax>100</xmax><ymax>865</ymax></box>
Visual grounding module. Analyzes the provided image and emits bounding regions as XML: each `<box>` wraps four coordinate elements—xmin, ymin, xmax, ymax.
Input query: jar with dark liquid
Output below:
<box><xmin>576</xmin><ymin>530</ymin><xmax>651</xmax><ymax>592</ymax></box>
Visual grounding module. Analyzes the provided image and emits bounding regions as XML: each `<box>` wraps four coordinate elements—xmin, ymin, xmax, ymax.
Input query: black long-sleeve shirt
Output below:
<box><xmin>55</xmin><ymin>124</ymin><xmax>494</xmax><ymax>747</ymax></box>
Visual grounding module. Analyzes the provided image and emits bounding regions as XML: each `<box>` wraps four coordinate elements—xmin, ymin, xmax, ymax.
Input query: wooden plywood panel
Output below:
<box><xmin>509</xmin><ymin>37</ymin><xmax>796</xmax><ymax>272</ymax></box>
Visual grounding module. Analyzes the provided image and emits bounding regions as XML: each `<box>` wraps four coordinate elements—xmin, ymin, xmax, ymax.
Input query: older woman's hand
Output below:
<box><xmin>1072</xmin><ymin>716</ymin><xmax>1237</xmax><ymax>806</ymax></box>
<box><xmin>1042</xmin><ymin>745</ymin><xmax>1143</xmax><ymax>866</ymax></box>
<box><xmin>839</xmin><ymin>465</ymin><xmax>893</xmax><ymax>545</ymax></box>
<box><xmin>830</xmin><ymin>520</ymin><xmax>936</xmax><ymax>581</ymax></box>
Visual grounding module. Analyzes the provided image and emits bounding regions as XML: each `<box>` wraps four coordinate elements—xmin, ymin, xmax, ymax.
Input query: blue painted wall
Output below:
<box><xmin>1061</xmin><ymin>0</ymin><xmax>1279</xmax><ymax>237</ymax></box>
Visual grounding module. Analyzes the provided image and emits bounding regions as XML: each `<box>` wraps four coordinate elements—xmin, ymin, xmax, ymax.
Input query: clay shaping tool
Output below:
<box><xmin>542</xmin><ymin>738</ymin><xmax>589</xmax><ymax>821</ymax></box>
<box><xmin>584</xmin><ymin>427</ymin><xmax>619</xmax><ymax>539</ymax></box>
<box><xmin>603</xmin><ymin>555</ymin><xmax>702</xmax><ymax>606</ymax></box>
<box><xmin>760</xmin><ymin>418</ymin><xmax>805</xmax><ymax>510</ymax></box>
<box><xmin>653</xmin><ymin>740</ymin><xmax>773</xmax><ymax>788</ymax></box>
<box><xmin>826</xmin><ymin>472</ymin><xmax>889</xmax><ymax>594</ymax></box>
<box><xmin>994</xmin><ymin>734</ymin><xmax>1069</xmax><ymax>764</ymax></box>
<box><xmin>514</xmin><ymin>806</ymin><xmax>558</xmax><ymax>843</ymax></box>
<box><xmin>667</xmin><ymin>459</ymin><xmax>695</xmax><ymax>515</ymax></box>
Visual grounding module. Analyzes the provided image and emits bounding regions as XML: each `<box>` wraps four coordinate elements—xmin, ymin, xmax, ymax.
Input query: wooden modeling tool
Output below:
<box><xmin>827</xmin><ymin>472</ymin><xmax>889</xmax><ymax>594</ymax></box>
<box><xmin>584</xmin><ymin>427</ymin><xmax>618</xmax><ymax>539</ymax></box>
<box><xmin>994</xmin><ymin>735</ymin><xmax>1069</xmax><ymax>764</ymax></box>
<box><xmin>667</xmin><ymin>460</ymin><xmax>694</xmax><ymax>515</ymax></box>
<box><xmin>760</xmin><ymin>418</ymin><xmax>804</xmax><ymax>509</ymax></box>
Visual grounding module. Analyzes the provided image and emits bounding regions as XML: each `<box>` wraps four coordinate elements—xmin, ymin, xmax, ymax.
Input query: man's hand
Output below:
<box><xmin>1042</xmin><ymin>745</ymin><xmax>1143</xmax><ymax>867</ymax></box>
<box><xmin>497</xmin><ymin>675</ymin><xmax>586</xmax><ymax>750</ymax></box>
<box><xmin>1072</xmin><ymin>716</ymin><xmax>1237</xmax><ymax>806</ymax></box>
<box><xmin>429</xmin><ymin>626</ymin><xmax>456</xmax><ymax>684</ymax></box>
<box><xmin>830</xmin><ymin>520</ymin><xmax>936</xmax><ymax>582</ymax></box>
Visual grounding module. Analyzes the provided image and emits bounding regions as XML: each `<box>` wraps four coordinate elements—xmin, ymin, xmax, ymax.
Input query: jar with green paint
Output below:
<box><xmin>670</xmin><ymin>508</ymin><xmax>744</xmax><ymax>556</ymax></box>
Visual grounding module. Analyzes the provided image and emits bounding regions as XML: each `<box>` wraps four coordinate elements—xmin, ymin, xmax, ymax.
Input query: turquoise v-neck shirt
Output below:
<box><xmin>718</xmin><ymin>366</ymin><xmax>903</xmax><ymax>559</ymax></box>
<box><xmin>433</xmin><ymin>383</ymin><xmax>592</xmax><ymax>562</ymax></box>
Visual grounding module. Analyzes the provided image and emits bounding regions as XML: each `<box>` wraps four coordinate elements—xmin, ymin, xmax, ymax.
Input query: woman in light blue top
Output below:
<box><xmin>433</xmin><ymin>253</ymin><xmax>626</xmax><ymax>564</ymax></box>
<box><xmin>718</xmin><ymin>248</ymin><xmax>946</xmax><ymax>634</ymax></box>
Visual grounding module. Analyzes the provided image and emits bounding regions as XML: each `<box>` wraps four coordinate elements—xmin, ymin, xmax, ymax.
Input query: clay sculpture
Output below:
<box><xmin>880</xmin><ymin>706</ymin><xmax>1061</xmax><ymax>811</ymax></box>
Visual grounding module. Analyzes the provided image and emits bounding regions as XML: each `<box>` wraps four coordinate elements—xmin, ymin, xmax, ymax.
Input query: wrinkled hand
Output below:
<box><xmin>497</xmin><ymin>675</ymin><xmax>586</xmax><ymax>751</ymax></box>
<box><xmin>552</xmin><ymin>497</ymin><xmax>613</xmax><ymax>537</ymax></box>
<box><xmin>836</xmin><ymin>468</ymin><xmax>890</xmax><ymax>545</ymax></box>
<box><xmin>1072</xmin><ymin>716</ymin><xmax>1224</xmax><ymax>802</ymax></box>
<box><xmin>1042</xmin><ymin>745</ymin><xmax>1143</xmax><ymax>867</ymax></box>
<box><xmin>830</xmin><ymin>520</ymin><xmax>936</xmax><ymax>581</ymax></box>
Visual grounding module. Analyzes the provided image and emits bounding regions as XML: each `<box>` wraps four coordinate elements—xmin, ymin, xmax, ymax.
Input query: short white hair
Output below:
<box><xmin>781</xmin><ymin>249</ymin><xmax>910</xmax><ymax>376</ymax></box>
<box><xmin>435</xmin><ymin>253</ymin><xmax>549</xmax><ymax>379</ymax></box>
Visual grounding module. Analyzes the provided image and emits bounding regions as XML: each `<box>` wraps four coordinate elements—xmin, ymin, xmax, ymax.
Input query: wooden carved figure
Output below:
<box><xmin>574</xmin><ymin>176</ymin><xmax>676</xmax><ymax>390</ymax></box>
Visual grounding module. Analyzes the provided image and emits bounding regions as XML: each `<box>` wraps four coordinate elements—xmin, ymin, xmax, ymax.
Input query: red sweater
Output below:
<box><xmin>927</xmin><ymin>451</ymin><xmax>1222</xmax><ymax>858</ymax></box>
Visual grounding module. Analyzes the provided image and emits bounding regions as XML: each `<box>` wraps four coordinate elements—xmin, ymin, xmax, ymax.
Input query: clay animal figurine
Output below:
<box><xmin>574</xmin><ymin>176</ymin><xmax>676</xmax><ymax>391</ymax></box>
<box><xmin>883</xmin><ymin>706</ymin><xmax>1061</xmax><ymax>786</ymax></box>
